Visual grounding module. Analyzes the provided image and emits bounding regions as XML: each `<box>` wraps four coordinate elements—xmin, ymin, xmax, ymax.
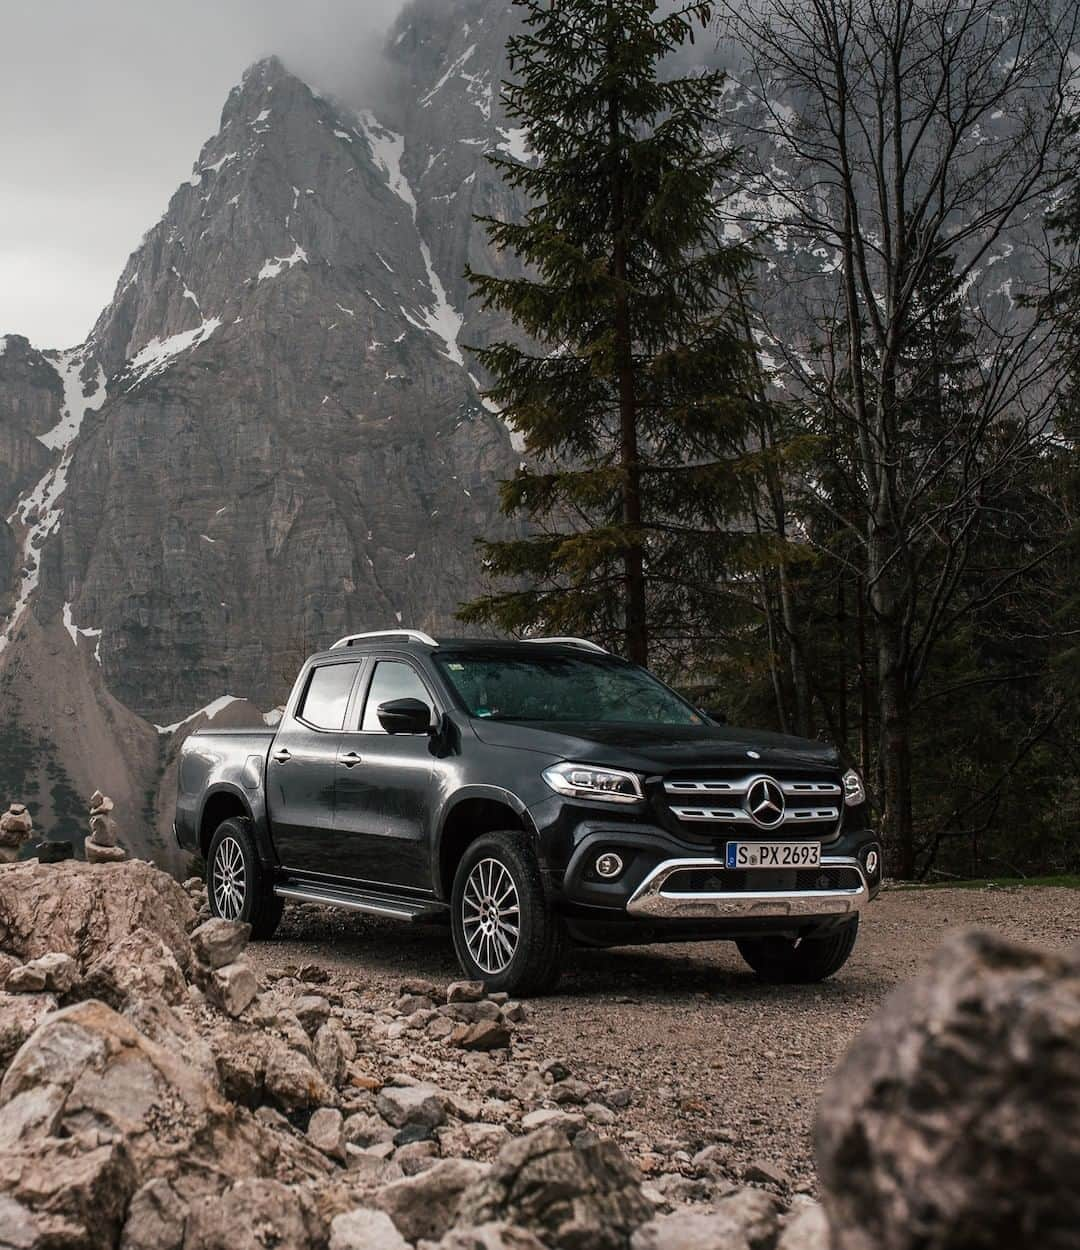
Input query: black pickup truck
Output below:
<box><xmin>175</xmin><ymin>631</ymin><xmax>881</xmax><ymax>995</ymax></box>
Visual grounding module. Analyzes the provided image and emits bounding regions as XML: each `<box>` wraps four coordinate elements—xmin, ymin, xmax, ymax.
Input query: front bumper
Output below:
<box><xmin>625</xmin><ymin>854</ymin><xmax>869</xmax><ymax>920</ymax></box>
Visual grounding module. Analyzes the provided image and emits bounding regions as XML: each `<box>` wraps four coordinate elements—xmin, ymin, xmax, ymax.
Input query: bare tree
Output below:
<box><xmin>717</xmin><ymin>0</ymin><xmax>1079</xmax><ymax>874</ymax></box>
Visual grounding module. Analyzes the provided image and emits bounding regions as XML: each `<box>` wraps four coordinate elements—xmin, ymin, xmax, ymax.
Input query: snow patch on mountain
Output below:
<box><xmin>257</xmin><ymin>245</ymin><xmax>308</xmax><ymax>282</ymax></box>
<box><xmin>154</xmin><ymin>695</ymin><xmax>243</xmax><ymax>735</ymax></box>
<box><xmin>1</xmin><ymin>352</ymin><xmax>108</xmax><ymax>656</ymax></box>
<box><xmin>125</xmin><ymin>318</ymin><xmax>223</xmax><ymax>387</ymax></box>
<box><xmin>62</xmin><ymin>602</ymin><xmax>103</xmax><ymax>665</ymax></box>
<box><xmin>356</xmin><ymin>111</ymin><xmax>464</xmax><ymax>366</ymax></box>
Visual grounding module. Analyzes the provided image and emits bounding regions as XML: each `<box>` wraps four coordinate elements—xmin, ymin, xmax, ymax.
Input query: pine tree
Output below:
<box><xmin>459</xmin><ymin>0</ymin><xmax>764</xmax><ymax>668</ymax></box>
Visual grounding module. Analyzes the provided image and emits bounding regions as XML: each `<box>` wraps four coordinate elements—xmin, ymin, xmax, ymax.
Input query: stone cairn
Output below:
<box><xmin>85</xmin><ymin>791</ymin><xmax>127</xmax><ymax>864</ymax></box>
<box><xmin>0</xmin><ymin>803</ymin><xmax>33</xmax><ymax>864</ymax></box>
<box><xmin>190</xmin><ymin>917</ymin><xmax>258</xmax><ymax>1017</ymax></box>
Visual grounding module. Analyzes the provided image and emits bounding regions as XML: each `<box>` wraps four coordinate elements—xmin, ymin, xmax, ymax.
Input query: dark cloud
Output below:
<box><xmin>0</xmin><ymin>0</ymin><xmax>405</xmax><ymax>347</ymax></box>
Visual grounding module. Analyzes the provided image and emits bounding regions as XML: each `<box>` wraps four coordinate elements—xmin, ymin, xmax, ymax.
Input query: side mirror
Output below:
<box><xmin>377</xmin><ymin>697</ymin><xmax>432</xmax><ymax>735</ymax></box>
<box><xmin>701</xmin><ymin>707</ymin><xmax>727</xmax><ymax>726</ymax></box>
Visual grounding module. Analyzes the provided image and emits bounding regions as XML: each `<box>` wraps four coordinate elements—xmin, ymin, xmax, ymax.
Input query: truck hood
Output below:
<box><xmin>468</xmin><ymin>719</ymin><xmax>840</xmax><ymax>773</ymax></box>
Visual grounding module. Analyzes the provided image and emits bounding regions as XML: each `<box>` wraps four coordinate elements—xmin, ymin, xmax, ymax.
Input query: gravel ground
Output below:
<box><xmin>250</xmin><ymin>884</ymin><xmax>1080</xmax><ymax>1190</ymax></box>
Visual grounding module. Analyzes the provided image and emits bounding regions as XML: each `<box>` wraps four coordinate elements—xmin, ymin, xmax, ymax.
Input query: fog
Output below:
<box><xmin>0</xmin><ymin>0</ymin><xmax>406</xmax><ymax>348</ymax></box>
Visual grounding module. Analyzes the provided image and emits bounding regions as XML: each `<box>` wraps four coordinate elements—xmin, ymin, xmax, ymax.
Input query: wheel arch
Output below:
<box><xmin>435</xmin><ymin>787</ymin><xmax>535</xmax><ymax>900</ymax></box>
<box><xmin>198</xmin><ymin>786</ymin><xmax>253</xmax><ymax>860</ymax></box>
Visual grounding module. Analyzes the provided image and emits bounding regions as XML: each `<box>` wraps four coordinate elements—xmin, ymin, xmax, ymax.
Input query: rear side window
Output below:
<box><xmin>361</xmin><ymin>661</ymin><xmax>431</xmax><ymax>732</ymax></box>
<box><xmin>298</xmin><ymin>663</ymin><xmax>357</xmax><ymax>730</ymax></box>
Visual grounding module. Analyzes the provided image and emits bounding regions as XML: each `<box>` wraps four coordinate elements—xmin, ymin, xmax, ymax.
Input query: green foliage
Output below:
<box><xmin>460</xmin><ymin>0</ymin><xmax>772</xmax><ymax>668</ymax></box>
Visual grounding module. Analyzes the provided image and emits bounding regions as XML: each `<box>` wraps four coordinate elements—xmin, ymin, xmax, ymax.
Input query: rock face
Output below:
<box><xmin>816</xmin><ymin>930</ymin><xmax>1080</xmax><ymax>1250</ymax></box>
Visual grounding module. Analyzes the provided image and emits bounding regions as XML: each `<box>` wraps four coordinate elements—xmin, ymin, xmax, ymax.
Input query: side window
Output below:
<box><xmin>361</xmin><ymin>661</ymin><xmax>431</xmax><ymax>733</ymax></box>
<box><xmin>297</xmin><ymin>663</ymin><xmax>358</xmax><ymax>731</ymax></box>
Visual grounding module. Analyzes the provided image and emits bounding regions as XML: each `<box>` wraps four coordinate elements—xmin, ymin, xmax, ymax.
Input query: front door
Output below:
<box><xmin>267</xmin><ymin>658</ymin><xmax>362</xmax><ymax>873</ymax></box>
<box><xmin>333</xmin><ymin>656</ymin><xmax>437</xmax><ymax>890</ymax></box>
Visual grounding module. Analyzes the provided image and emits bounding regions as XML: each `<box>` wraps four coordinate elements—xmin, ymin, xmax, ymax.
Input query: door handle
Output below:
<box><xmin>272</xmin><ymin>748</ymin><xmax>292</xmax><ymax>765</ymax></box>
<box><xmin>340</xmin><ymin>751</ymin><xmax>363</xmax><ymax>768</ymax></box>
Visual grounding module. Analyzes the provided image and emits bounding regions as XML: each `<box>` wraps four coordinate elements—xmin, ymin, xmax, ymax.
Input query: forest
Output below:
<box><xmin>459</xmin><ymin>0</ymin><xmax>1080</xmax><ymax>880</ymax></box>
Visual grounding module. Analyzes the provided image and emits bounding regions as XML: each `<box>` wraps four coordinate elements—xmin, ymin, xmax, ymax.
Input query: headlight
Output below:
<box><xmin>842</xmin><ymin>768</ymin><xmax>866</xmax><ymax>807</ymax></box>
<box><xmin>542</xmin><ymin>762</ymin><xmax>644</xmax><ymax>804</ymax></box>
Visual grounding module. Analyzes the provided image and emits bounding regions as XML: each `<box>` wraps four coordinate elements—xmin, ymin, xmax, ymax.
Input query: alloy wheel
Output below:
<box><xmin>462</xmin><ymin>857</ymin><xmax>520</xmax><ymax>974</ymax></box>
<box><xmin>213</xmin><ymin>835</ymin><xmax>247</xmax><ymax>920</ymax></box>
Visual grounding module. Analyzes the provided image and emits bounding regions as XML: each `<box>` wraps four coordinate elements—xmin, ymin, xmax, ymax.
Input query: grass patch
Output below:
<box><xmin>892</xmin><ymin>874</ymin><xmax>1080</xmax><ymax>891</ymax></box>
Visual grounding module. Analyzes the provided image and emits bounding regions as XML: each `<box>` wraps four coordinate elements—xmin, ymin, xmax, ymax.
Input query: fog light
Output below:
<box><xmin>865</xmin><ymin>849</ymin><xmax>879</xmax><ymax>876</ymax></box>
<box><xmin>595</xmin><ymin>852</ymin><xmax>624</xmax><ymax>879</ymax></box>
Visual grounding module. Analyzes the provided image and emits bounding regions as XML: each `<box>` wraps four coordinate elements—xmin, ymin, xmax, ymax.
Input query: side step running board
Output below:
<box><xmin>274</xmin><ymin>881</ymin><xmax>446</xmax><ymax>923</ymax></box>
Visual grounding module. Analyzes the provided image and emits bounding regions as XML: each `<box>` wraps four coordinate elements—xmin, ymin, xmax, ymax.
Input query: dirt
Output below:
<box><xmin>249</xmin><ymin>884</ymin><xmax>1080</xmax><ymax>1190</ymax></box>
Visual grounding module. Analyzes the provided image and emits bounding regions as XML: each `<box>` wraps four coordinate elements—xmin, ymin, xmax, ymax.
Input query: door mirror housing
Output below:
<box><xmin>376</xmin><ymin>697</ymin><xmax>432</xmax><ymax>735</ymax></box>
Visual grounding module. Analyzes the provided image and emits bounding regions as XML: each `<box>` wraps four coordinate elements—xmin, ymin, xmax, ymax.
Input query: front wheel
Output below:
<box><xmin>207</xmin><ymin>817</ymin><xmax>283</xmax><ymax>939</ymax></box>
<box><xmin>451</xmin><ymin>831</ymin><xmax>565</xmax><ymax>997</ymax></box>
<box><xmin>736</xmin><ymin>916</ymin><xmax>859</xmax><ymax>984</ymax></box>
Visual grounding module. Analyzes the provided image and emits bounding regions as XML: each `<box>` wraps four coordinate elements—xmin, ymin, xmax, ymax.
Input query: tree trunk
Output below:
<box><xmin>875</xmin><ymin>595</ymin><xmax>915</xmax><ymax>877</ymax></box>
<box><xmin>607</xmin><ymin>49</ymin><xmax>647</xmax><ymax>666</ymax></box>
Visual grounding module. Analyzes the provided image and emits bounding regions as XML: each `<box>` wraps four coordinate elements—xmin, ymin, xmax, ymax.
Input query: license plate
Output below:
<box><xmin>726</xmin><ymin>841</ymin><xmax>821</xmax><ymax>869</ymax></box>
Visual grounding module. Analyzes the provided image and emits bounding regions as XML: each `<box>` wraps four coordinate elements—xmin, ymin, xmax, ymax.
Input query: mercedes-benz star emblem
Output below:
<box><xmin>745</xmin><ymin>776</ymin><xmax>786</xmax><ymax>829</ymax></box>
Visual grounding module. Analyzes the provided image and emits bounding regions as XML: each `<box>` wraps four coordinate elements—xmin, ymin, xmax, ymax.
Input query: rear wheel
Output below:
<box><xmin>736</xmin><ymin>916</ymin><xmax>859</xmax><ymax>984</ymax></box>
<box><xmin>451</xmin><ymin>831</ymin><xmax>565</xmax><ymax>997</ymax></box>
<box><xmin>207</xmin><ymin>816</ymin><xmax>283</xmax><ymax>939</ymax></box>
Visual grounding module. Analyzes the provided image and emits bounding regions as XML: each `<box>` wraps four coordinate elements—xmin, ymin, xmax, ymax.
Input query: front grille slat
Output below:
<box><xmin>661</xmin><ymin>768</ymin><xmax>843</xmax><ymax>839</ymax></box>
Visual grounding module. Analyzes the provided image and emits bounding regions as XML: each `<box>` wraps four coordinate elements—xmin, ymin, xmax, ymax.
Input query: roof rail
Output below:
<box><xmin>330</xmin><ymin>630</ymin><xmax>439</xmax><ymax>650</ymax></box>
<box><xmin>521</xmin><ymin>636</ymin><xmax>608</xmax><ymax>654</ymax></box>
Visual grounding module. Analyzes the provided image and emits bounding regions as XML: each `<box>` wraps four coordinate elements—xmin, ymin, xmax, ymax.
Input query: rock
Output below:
<box><xmin>539</xmin><ymin>1058</ymin><xmax>571</xmax><ymax>1082</ymax></box>
<box><xmin>438</xmin><ymin>1122</ymin><xmax>512</xmax><ymax>1161</ymax></box>
<box><xmin>85</xmin><ymin>838</ymin><xmax>128</xmax><ymax>863</ymax></box>
<box><xmin>0</xmin><ymin>999</ymin><xmax>330</xmax><ymax>1192</ymax></box>
<box><xmin>631</xmin><ymin>1191</ymin><xmax>784</xmax><ymax>1250</ymax></box>
<box><xmin>264</xmin><ymin>1039</ymin><xmax>335</xmax><ymax>1113</ymax></box>
<box><xmin>344</xmin><ymin>1111</ymin><xmax>397</xmax><ymax>1149</ymax></box>
<box><xmin>0</xmin><ymin>1136</ymin><xmax>136</xmax><ymax>1249</ymax></box>
<box><xmin>399</xmin><ymin>977</ymin><xmax>440</xmax><ymax>999</ymax></box>
<box><xmin>376</xmin><ymin>1158</ymin><xmax>488</xmax><ymax>1243</ymax></box>
<box><xmin>520</xmin><ymin>1108</ymin><xmax>586</xmax><ymax>1135</ymax></box>
<box><xmin>446</xmin><ymin>981</ymin><xmax>486</xmax><ymax>1003</ymax></box>
<box><xmin>0</xmin><ymin>992</ymin><xmax>57</xmax><ymax>1073</ymax></box>
<box><xmin>314</xmin><ymin>1019</ymin><xmax>352</xmax><ymax>1088</ymax></box>
<box><xmin>777</xmin><ymin>1203</ymin><xmax>831</xmax><ymax>1250</ymax></box>
<box><xmin>190</xmin><ymin>918</ymin><xmax>251</xmax><ymax>970</ymax></box>
<box><xmin>201</xmin><ymin>960</ymin><xmax>257</xmax><ymax>1017</ymax></box>
<box><xmin>182</xmin><ymin>1178</ymin><xmax>324</xmax><ymax>1250</ymax></box>
<box><xmin>438</xmin><ymin>1225</ymin><xmax>551</xmax><ymax>1250</ymax></box>
<box><xmin>0</xmin><ymin>804</ymin><xmax>33</xmax><ymax>856</ymax></box>
<box><xmin>742</xmin><ymin>1159</ymin><xmax>790</xmax><ymax>1189</ymax></box>
<box><xmin>120</xmin><ymin>1177</ymin><xmax>187</xmax><ymax>1250</ymax></box>
<box><xmin>451</xmin><ymin>1020</ymin><xmax>511</xmax><ymax>1052</ymax></box>
<box><xmin>816</xmin><ymin>930</ymin><xmax>1080</xmax><ymax>1250</ymax></box>
<box><xmin>395</xmin><ymin>1138</ymin><xmax>439</xmax><ymax>1174</ymax></box>
<box><xmin>293</xmin><ymin>994</ymin><xmax>332</xmax><ymax>1035</ymax></box>
<box><xmin>8</xmin><ymin>954</ymin><xmax>77</xmax><ymax>997</ymax></box>
<box><xmin>550</xmin><ymin>1078</ymin><xmax>592</xmax><ymax>1105</ymax></box>
<box><xmin>458</xmin><ymin>1126</ymin><xmax>653</xmax><ymax>1250</ymax></box>
<box><xmin>0</xmin><ymin>859</ymin><xmax>194</xmax><ymax>972</ymax></box>
<box><xmin>330</xmin><ymin>1207</ymin><xmax>410</xmax><ymax>1250</ymax></box>
<box><xmin>584</xmin><ymin>1103</ymin><xmax>616</xmax><ymax>1126</ymax></box>
<box><xmin>0</xmin><ymin>953</ymin><xmax>21</xmax><ymax>985</ymax></box>
<box><xmin>35</xmin><ymin>841</ymin><xmax>74</xmax><ymax>864</ymax></box>
<box><xmin>308</xmin><ymin>1107</ymin><xmax>347</xmax><ymax>1162</ymax></box>
<box><xmin>3</xmin><ymin>963</ymin><xmax>46</xmax><ymax>994</ymax></box>
<box><xmin>82</xmin><ymin>929</ymin><xmax>188</xmax><ymax>1008</ymax></box>
<box><xmin>376</xmin><ymin>1083</ymin><xmax>448</xmax><ymax>1130</ymax></box>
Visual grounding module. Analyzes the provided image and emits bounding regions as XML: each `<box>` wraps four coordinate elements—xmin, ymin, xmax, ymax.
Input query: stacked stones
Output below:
<box><xmin>190</xmin><ymin>917</ymin><xmax>258</xmax><ymax>1017</ymax></box>
<box><xmin>85</xmin><ymin>790</ymin><xmax>126</xmax><ymax>863</ymax></box>
<box><xmin>0</xmin><ymin>803</ymin><xmax>33</xmax><ymax>864</ymax></box>
<box><xmin>183</xmin><ymin>875</ymin><xmax>211</xmax><ymax>922</ymax></box>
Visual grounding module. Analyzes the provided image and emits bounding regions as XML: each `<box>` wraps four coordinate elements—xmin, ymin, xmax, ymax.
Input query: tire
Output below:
<box><xmin>736</xmin><ymin>915</ymin><xmax>859</xmax><ymax>984</ymax></box>
<box><xmin>207</xmin><ymin>816</ymin><xmax>283</xmax><ymax>940</ymax></box>
<box><xmin>451</xmin><ymin>831</ymin><xmax>566</xmax><ymax>997</ymax></box>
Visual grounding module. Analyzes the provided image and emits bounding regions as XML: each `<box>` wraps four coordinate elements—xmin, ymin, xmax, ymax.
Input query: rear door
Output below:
<box><xmin>266</xmin><ymin>658</ymin><xmax>364</xmax><ymax>873</ymax></box>
<box><xmin>332</xmin><ymin>656</ymin><xmax>437</xmax><ymax>890</ymax></box>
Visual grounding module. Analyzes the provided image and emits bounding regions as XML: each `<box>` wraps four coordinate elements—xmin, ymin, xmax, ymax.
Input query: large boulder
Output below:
<box><xmin>0</xmin><ymin>992</ymin><xmax>57</xmax><ymax>1075</ymax></box>
<box><xmin>457</xmin><ymin>1127</ymin><xmax>654</xmax><ymax>1250</ymax></box>
<box><xmin>0</xmin><ymin>1000</ymin><xmax>330</xmax><ymax>1200</ymax></box>
<box><xmin>0</xmin><ymin>859</ymin><xmax>194</xmax><ymax>973</ymax></box>
<box><xmin>816</xmin><ymin>930</ymin><xmax>1080</xmax><ymax>1250</ymax></box>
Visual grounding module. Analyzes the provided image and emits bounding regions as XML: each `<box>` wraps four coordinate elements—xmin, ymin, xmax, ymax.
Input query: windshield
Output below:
<box><xmin>436</xmin><ymin>653</ymin><xmax>704</xmax><ymax>725</ymax></box>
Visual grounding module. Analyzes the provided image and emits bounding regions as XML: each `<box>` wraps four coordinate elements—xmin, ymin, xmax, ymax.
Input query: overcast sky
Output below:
<box><xmin>0</xmin><ymin>0</ymin><xmax>405</xmax><ymax>349</ymax></box>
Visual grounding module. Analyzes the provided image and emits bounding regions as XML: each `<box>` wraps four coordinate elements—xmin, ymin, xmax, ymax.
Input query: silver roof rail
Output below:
<box><xmin>521</xmin><ymin>636</ymin><xmax>608</xmax><ymax>654</ymax></box>
<box><xmin>331</xmin><ymin>630</ymin><xmax>439</xmax><ymax>649</ymax></box>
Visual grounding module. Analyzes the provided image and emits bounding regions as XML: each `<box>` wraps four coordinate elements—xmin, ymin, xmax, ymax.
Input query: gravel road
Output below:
<box><xmin>250</xmin><ymin>884</ymin><xmax>1080</xmax><ymax>1190</ymax></box>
